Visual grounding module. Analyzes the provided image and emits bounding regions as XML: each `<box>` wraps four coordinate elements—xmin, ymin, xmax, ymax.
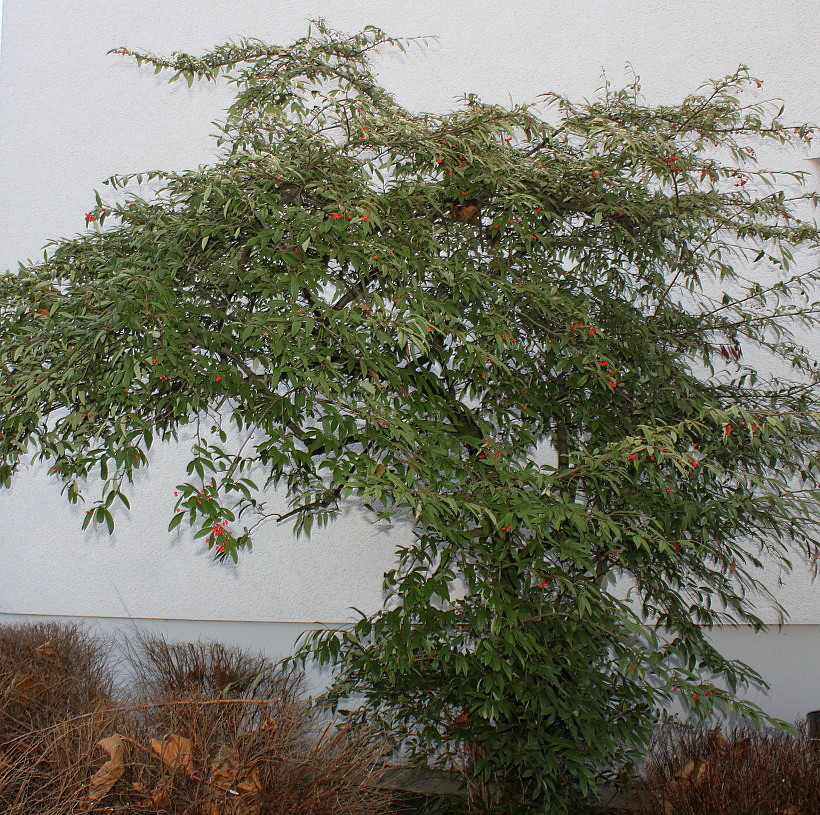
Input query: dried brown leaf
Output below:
<box><xmin>150</xmin><ymin>784</ymin><xmax>172</xmax><ymax>808</ymax></box>
<box><xmin>674</xmin><ymin>757</ymin><xmax>697</xmax><ymax>781</ymax></box>
<box><xmin>451</xmin><ymin>203</ymin><xmax>481</xmax><ymax>224</ymax></box>
<box><xmin>710</xmin><ymin>730</ymin><xmax>729</xmax><ymax>750</ymax></box>
<box><xmin>33</xmin><ymin>640</ymin><xmax>58</xmax><ymax>660</ymax></box>
<box><xmin>7</xmin><ymin>673</ymin><xmax>37</xmax><ymax>707</ymax></box>
<box><xmin>211</xmin><ymin>745</ymin><xmax>240</xmax><ymax>783</ymax></box>
<box><xmin>236</xmin><ymin>766</ymin><xmax>262</xmax><ymax>795</ymax></box>
<box><xmin>87</xmin><ymin>733</ymin><xmax>126</xmax><ymax>802</ymax></box>
<box><xmin>692</xmin><ymin>758</ymin><xmax>708</xmax><ymax>786</ymax></box>
<box><xmin>210</xmin><ymin>746</ymin><xmax>260</xmax><ymax>793</ymax></box>
<box><xmin>151</xmin><ymin>732</ymin><xmax>194</xmax><ymax>775</ymax></box>
<box><xmin>132</xmin><ymin>779</ymin><xmax>173</xmax><ymax>808</ymax></box>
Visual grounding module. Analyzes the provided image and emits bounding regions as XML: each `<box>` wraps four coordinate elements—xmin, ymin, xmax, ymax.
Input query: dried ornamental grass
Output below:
<box><xmin>123</xmin><ymin>631</ymin><xmax>303</xmax><ymax>705</ymax></box>
<box><xmin>638</xmin><ymin>721</ymin><xmax>820</xmax><ymax>815</ymax></box>
<box><xmin>0</xmin><ymin>621</ymin><xmax>115</xmax><ymax>737</ymax></box>
<box><xmin>0</xmin><ymin>623</ymin><xmax>121</xmax><ymax>815</ymax></box>
<box><xmin>0</xmin><ymin>624</ymin><xmax>392</xmax><ymax>815</ymax></box>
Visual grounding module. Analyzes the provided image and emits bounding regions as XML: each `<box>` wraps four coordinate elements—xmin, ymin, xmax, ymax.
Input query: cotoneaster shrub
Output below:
<box><xmin>1</xmin><ymin>22</ymin><xmax>819</xmax><ymax>813</ymax></box>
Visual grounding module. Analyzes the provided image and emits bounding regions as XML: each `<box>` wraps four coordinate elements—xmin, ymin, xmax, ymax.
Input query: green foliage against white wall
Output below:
<box><xmin>1</xmin><ymin>23</ymin><xmax>819</xmax><ymax>811</ymax></box>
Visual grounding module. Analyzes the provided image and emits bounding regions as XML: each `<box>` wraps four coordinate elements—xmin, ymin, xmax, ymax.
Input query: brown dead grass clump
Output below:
<box><xmin>0</xmin><ymin>623</ymin><xmax>391</xmax><ymax>815</ymax></box>
<box><xmin>125</xmin><ymin>696</ymin><xmax>390</xmax><ymax>815</ymax></box>
<box><xmin>0</xmin><ymin>621</ymin><xmax>115</xmax><ymax>737</ymax></box>
<box><xmin>123</xmin><ymin>631</ymin><xmax>303</xmax><ymax>705</ymax></box>
<box><xmin>638</xmin><ymin>720</ymin><xmax>820</xmax><ymax>815</ymax></box>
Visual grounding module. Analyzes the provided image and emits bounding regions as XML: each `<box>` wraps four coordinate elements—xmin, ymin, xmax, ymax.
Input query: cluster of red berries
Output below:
<box><xmin>661</xmin><ymin>155</ymin><xmax>681</xmax><ymax>174</ymax></box>
<box><xmin>328</xmin><ymin>213</ymin><xmax>346</xmax><ymax>220</ymax></box>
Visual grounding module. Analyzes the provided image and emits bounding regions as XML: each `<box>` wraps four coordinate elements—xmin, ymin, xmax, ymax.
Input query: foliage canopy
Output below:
<box><xmin>2</xmin><ymin>23</ymin><xmax>820</xmax><ymax>812</ymax></box>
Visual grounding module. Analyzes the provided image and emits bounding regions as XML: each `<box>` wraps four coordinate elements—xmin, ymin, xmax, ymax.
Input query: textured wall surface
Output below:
<box><xmin>1</xmin><ymin>0</ymin><xmax>819</xmax><ymax>712</ymax></box>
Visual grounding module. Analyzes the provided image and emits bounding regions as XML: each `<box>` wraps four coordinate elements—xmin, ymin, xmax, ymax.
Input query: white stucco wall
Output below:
<box><xmin>1</xmin><ymin>0</ymin><xmax>820</xmax><ymax>715</ymax></box>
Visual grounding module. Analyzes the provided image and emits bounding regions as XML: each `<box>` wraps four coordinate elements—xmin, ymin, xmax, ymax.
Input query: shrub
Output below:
<box><xmin>0</xmin><ymin>623</ymin><xmax>391</xmax><ymax>815</ymax></box>
<box><xmin>0</xmin><ymin>621</ymin><xmax>114</xmax><ymax>736</ymax></box>
<box><xmin>2</xmin><ymin>22</ymin><xmax>819</xmax><ymax>812</ymax></box>
<box><xmin>123</xmin><ymin>630</ymin><xmax>302</xmax><ymax>705</ymax></box>
<box><xmin>638</xmin><ymin>720</ymin><xmax>820</xmax><ymax>815</ymax></box>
